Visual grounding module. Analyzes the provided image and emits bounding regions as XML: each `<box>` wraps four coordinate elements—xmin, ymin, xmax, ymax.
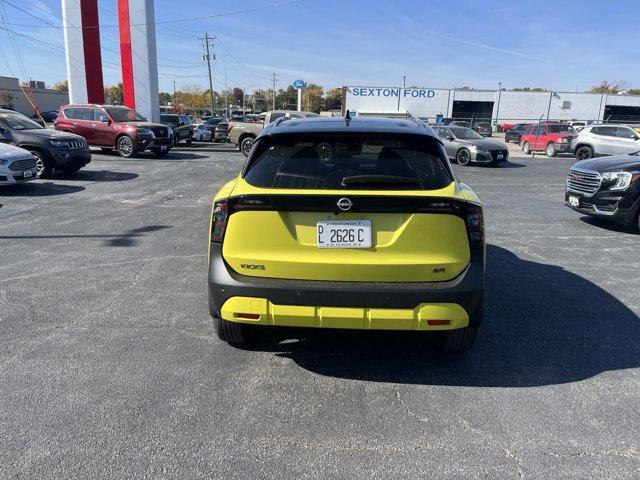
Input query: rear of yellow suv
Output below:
<box><xmin>208</xmin><ymin>117</ymin><xmax>485</xmax><ymax>352</ymax></box>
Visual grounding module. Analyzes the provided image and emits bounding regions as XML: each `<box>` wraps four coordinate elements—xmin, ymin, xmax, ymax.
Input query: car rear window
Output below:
<box><xmin>244</xmin><ymin>133</ymin><xmax>453</xmax><ymax>190</ymax></box>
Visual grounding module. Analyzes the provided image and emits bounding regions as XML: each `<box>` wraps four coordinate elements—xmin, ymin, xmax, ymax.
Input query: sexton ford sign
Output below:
<box><xmin>345</xmin><ymin>86</ymin><xmax>448</xmax><ymax>118</ymax></box>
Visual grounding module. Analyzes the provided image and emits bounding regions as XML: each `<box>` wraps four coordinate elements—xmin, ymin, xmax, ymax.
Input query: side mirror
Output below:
<box><xmin>445</xmin><ymin>136</ymin><xmax>454</xmax><ymax>141</ymax></box>
<box><xmin>99</xmin><ymin>115</ymin><xmax>110</xmax><ymax>123</ymax></box>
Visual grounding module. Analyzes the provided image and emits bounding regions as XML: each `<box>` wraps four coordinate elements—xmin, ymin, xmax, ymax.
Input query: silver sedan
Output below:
<box><xmin>0</xmin><ymin>143</ymin><xmax>38</xmax><ymax>185</ymax></box>
<box><xmin>192</xmin><ymin>124</ymin><xmax>213</xmax><ymax>142</ymax></box>
<box><xmin>433</xmin><ymin>126</ymin><xmax>509</xmax><ymax>166</ymax></box>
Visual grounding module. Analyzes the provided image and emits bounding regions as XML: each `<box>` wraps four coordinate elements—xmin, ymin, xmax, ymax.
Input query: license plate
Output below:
<box><xmin>23</xmin><ymin>170</ymin><xmax>32</xmax><ymax>179</ymax></box>
<box><xmin>569</xmin><ymin>196</ymin><xmax>580</xmax><ymax>207</ymax></box>
<box><xmin>497</xmin><ymin>154</ymin><xmax>504</xmax><ymax>159</ymax></box>
<box><xmin>317</xmin><ymin>220</ymin><xmax>372</xmax><ymax>249</ymax></box>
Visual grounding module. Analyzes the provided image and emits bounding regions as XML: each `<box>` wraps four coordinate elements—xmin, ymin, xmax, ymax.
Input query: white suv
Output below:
<box><xmin>571</xmin><ymin>125</ymin><xmax>640</xmax><ymax>160</ymax></box>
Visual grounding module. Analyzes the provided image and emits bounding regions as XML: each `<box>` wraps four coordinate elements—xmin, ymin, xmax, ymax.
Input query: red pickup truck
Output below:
<box><xmin>520</xmin><ymin>123</ymin><xmax>576</xmax><ymax>157</ymax></box>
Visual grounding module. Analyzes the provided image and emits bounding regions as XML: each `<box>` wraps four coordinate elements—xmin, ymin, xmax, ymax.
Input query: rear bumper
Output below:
<box><xmin>207</xmin><ymin>244</ymin><xmax>485</xmax><ymax>329</ymax></box>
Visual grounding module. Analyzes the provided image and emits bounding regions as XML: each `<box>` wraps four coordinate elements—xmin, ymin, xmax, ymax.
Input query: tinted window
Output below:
<box><xmin>0</xmin><ymin>112</ymin><xmax>43</xmax><ymax>130</ymax></box>
<box><xmin>437</xmin><ymin>128</ymin><xmax>453</xmax><ymax>139</ymax></box>
<box><xmin>593</xmin><ymin>126</ymin><xmax>617</xmax><ymax>137</ymax></box>
<box><xmin>76</xmin><ymin>108</ymin><xmax>94</xmax><ymax>121</ymax></box>
<box><xmin>205</xmin><ymin>118</ymin><xmax>222</xmax><ymax>125</ymax></box>
<box><xmin>63</xmin><ymin>108</ymin><xmax>78</xmax><ymax>119</ymax></box>
<box><xmin>93</xmin><ymin>109</ymin><xmax>106</xmax><ymax>121</ymax></box>
<box><xmin>450</xmin><ymin>127</ymin><xmax>483</xmax><ymax>139</ymax></box>
<box><xmin>161</xmin><ymin>115</ymin><xmax>180</xmax><ymax>125</ymax></box>
<box><xmin>105</xmin><ymin>107</ymin><xmax>146</xmax><ymax>122</ymax></box>
<box><xmin>615</xmin><ymin>127</ymin><xmax>638</xmax><ymax>139</ymax></box>
<box><xmin>245</xmin><ymin>133</ymin><xmax>452</xmax><ymax>191</ymax></box>
<box><xmin>179</xmin><ymin>115</ymin><xmax>191</xmax><ymax>125</ymax></box>
<box><xmin>547</xmin><ymin>124</ymin><xmax>574</xmax><ymax>133</ymax></box>
<box><xmin>268</xmin><ymin>113</ymin><xmax>285</xmax><ymax>123</ymax></box>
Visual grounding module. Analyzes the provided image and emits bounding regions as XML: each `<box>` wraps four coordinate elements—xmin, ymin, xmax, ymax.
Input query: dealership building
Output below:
<box><xmin>0</xmin><ymin>76</ymin><xmax>69</xmax><ymax>117</ymax></box>
<box><xmin>343</xmin><ymin>86</ymin><xmax>640</xmax><ymax>125</ymax></box>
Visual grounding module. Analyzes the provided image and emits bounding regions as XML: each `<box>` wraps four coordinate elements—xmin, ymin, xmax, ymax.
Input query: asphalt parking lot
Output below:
<box><xmin>1</xmin><ymin>139</ymin><xmax>639</xmax><ymax>479</ymax></box>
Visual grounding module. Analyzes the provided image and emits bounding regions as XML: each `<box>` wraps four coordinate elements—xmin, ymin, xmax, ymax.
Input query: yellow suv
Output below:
<box><xmin>208</xmin><ymin>116</ymin><xmax>485</xmax><ymax>352</ymax></box>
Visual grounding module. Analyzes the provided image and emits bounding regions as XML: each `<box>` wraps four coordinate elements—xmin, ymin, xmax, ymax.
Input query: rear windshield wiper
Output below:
<box><xmin>341</xmin><ymin>174</ymin><xmax>423</xmax><ymax>189</ymax></box>
<box><xmin>629</xmin><ymin>150</ymin><xmax>640</xmax><ymax>156</ymax></box>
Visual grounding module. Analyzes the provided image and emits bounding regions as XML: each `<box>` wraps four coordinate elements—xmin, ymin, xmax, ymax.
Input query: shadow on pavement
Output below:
<box><xmin>0</xmin><ymin>182</ymin><xmax>85</xmax><ymax>197</ymax></box>
<box><xmin>0</xmin><ymin>225</ymin><xmax>169</xmax><ymax>247</ymax></box>
<box><xmin>55</xmin><ymin>170</ymin><xmax>139</xmax><ymax>182</ymax></box>
<box><xmin>579</xmin><ymin>216</ymin><xmax>639</xmax><ymax>235</ymax></box>
<box><xmin>239</xmin><ymin>244</ymin><xmax>640</xmax><ymax>387</ymax></box>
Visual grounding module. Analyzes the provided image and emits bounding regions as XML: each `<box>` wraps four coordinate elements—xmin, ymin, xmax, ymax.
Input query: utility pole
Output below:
<box><xmin>494</xmin><ymin>81</ymin><xmax>502</xmax><ymax>128</ymax></box>
<box><xmin>172</xmin><ymin>81</ymin><xmax>176</xmax><ymax>96</ymax></box>
<box><xmin>270</xmin><ymin>72</ymin><xmax>278</xmax><ymax>110</ymax></box>
<box><xmin>199</xmin><ymin>33</ymin><xmax>216</xmax><ymax>116</ymax></box>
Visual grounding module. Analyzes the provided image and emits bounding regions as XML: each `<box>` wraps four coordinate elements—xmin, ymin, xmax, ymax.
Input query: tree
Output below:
<box><xmin>627</xmin><ymin>88</ymin><xmax>640</xmax><ymax>96</ymax></box>
<box><xmin>52</xmin><ymin>80</ymin><xmax>68</xmax><ymax>92</ymax></box>
<box><xmin>302</xmin><ymin>83</ymin><xmax>323</xmax><ymax>112</ymax></box>
<box><xmin>105</xmin><ymin>83</ymin><xmax>123</xmax><ymax>105</ymax></box>
<box><xmin>173</xmin><ymin>84</ymin><xmax>211</xmax><ymax>111</ymax></box>
<box><xmin>512</xmin><ymin>87</ymin><xmax>549</xmax><ymax>92</ymax></box>
<box><xmin>232</xmin><ymin>87</ymin><xmax>244</xmax><ymax>106</ymax></box>
<box><xmin>0</xmin><ymin>90</ymin><xmax>14</xmax><ymax>109</ymax></box>
<box><xmin>159</xmin><ymin>92</ymin><xmax>172</xmax><ymax>105</ymax></box>
<box><xmin>322</xmin><ymin>88</ymin><xmax>342</xmax><ymax>111</ymax></box>
<box><xmin>588</xmin><ymin>80</ymin><xmax>629</xmax><ymax>94</ymax></box>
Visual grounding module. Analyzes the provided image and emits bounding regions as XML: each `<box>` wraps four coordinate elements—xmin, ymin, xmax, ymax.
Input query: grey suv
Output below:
<box><xmin>571</xmin><ymin>125</ymin><xmax>640</xmax><ymax>160</ymax></box>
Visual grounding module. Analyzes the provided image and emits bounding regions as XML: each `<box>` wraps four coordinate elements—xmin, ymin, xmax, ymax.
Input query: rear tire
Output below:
<box><xmin>522</xmin><ymin>141</ymin><xmax>531</xmax><ymax>155</ymax></box>
<box><xmin>436</xmin><ymin>326</ymin><xmax>478</xmax><ymax>352</ymax></box>
<box><xmin>575</xmin><ymin>145</ymin><xmax>593</xmax><ymax>161</ymax></box>
<box><xmin>240</xmin><ymin>136</ymin><xmax>255</xmax><ymax>157</ymax></box>
<box><xmin>213</xmin><ymin>316</ymin><xmax>255</xmax><ymax>344</ymax></box>
<box><xmin>456</xmin><ymin>148</ymin><xmax>471</xmax><ymax>166</ymax></box>
<box><xmin>545</xmin><ymin>142</ymin><xmax>556</xmax><ymax>157</ymax></box>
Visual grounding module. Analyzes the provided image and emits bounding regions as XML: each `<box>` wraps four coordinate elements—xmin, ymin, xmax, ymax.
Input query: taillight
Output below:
<box><xmin>210</xmin><ymin>196</ymin><xmax>273</xmax><ymax>243</ymax></box>
<box><xmin>465</xmin><ymin>204</ymin><xmax>484</xmax><ymax>247</ymax></box>
<box><xmin>211</xmin><ymin>200</ymin><xmax>229</xmax><ymax>243</ymax></box>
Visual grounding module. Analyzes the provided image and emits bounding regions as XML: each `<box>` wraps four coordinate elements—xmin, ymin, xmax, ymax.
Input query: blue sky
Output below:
<box><xmin>0</xmin><ymin>0</ymin><xmax>638</xmax><ymax>94</ymax></box>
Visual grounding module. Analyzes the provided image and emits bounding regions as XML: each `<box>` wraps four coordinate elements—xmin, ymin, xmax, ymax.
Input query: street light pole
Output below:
<box><xmin>495</xmin><ymin>81</ymin><xmax>503</xmax><ymax>128</ymax></box>
<box><xmin>270</xmin><ymin>72</ymin><xmax>278</xmax><ymax>110</ymax></box>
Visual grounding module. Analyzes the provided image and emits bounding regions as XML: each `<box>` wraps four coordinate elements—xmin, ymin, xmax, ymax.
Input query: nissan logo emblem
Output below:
<box><xmin>337</xmin><ymin>197</ymin><xmax>353</xmax><ymax>211</ymax></box>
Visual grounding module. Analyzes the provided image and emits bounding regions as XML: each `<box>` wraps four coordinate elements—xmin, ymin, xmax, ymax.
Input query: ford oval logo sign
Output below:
<box><xmin>293</xmin><ymin>79</ymin><xmax>306</xmax><ymax>89</ymax></box>
<box><xmin>337</xmin><ymin>197</ymin><xmax>353</xmax><ymax>211</ymax></box>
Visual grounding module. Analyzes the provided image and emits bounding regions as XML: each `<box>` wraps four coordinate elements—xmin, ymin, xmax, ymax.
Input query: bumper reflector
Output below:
<box><xmin>234</xmin><ymin>313</ymin><xmax>260</xmax><ymax>320</ymax></box>
<box><xmin>427</xmin><ymin>320</ymin><xmax>450</xmax><ymax>325</ymax></box>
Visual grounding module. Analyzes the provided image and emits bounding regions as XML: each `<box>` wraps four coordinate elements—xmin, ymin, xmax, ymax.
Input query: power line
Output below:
<box><xmin>6</xmin><ymin>0</ymin><xmax>305</xmax><ymax>29</ymax></box>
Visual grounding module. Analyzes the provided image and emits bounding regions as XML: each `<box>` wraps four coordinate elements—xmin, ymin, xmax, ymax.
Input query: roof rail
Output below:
<box><xmin>406</xmin><ymin>111</ymin><xmax>427</xmax><ymax>128</ymax></box>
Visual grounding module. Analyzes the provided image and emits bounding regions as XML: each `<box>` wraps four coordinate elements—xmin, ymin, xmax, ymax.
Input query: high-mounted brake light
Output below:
<box><xmin>465</xmin><ymin>204</ymin><xmax>484</xmax><ymax>247</ymax></box>
<box><xmin>211</xmin><ymin>200</ymin><xmax>229</xmax><ymax>243</ymax></box>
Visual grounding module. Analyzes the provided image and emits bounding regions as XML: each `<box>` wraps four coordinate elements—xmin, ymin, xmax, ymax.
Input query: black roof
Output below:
<box><xmin>261</xmin><ymin>116</ymin><xmax>438</xmax><ymax>138</ymax></box>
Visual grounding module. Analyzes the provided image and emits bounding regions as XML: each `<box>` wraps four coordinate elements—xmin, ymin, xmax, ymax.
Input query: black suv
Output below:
<box><xmin>0</xmin><ymin>108</ymin><xmax>90</xmax><ymax>178</ymax></box>
<box><xmin>505</xmin><ymin>123</ymin><xmax>531</xmax><ymax>144</ymax></box>
<box><xmin>565</xmin><ymin>153</ymin><xmax>640</xmax><ymax>229</ymax></box>
<box><xmin>160</xmin><ymin>114</ymin><xmax>194</xmax><ymax>146</ymax></box>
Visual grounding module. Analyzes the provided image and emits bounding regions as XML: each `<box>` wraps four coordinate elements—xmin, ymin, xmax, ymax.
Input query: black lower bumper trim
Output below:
<box><xmin>207</xmin><ymin>244</ymin><xmax>485</xmax><ymax>326</ymax></box>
